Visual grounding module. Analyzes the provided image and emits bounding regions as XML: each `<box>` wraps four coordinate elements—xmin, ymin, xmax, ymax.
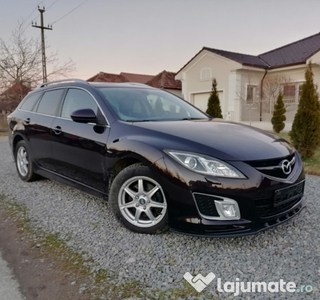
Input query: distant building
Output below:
<box><xmin>0</xmin><ymin>82</ymin><xmax>31</xmax><ymax>114</ymax></box>
<box><xmin>146</xmin><ymin>70</ymin><xmax>182</xmax><ymax>97</ymax></box>
<box><xmin>87</xmin><ymin>70</ymin><xmax>182</xmax><ymax>97</ymax></box>
<box><xmin>175</xmin><ymin>32</ymin><xmax>320</xmax><ymax>131</ymax></box>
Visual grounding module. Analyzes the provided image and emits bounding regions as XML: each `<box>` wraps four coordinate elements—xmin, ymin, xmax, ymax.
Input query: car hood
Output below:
<box><xmin>131</xmin><ymin>119</ymin><xmax>295</xmax><ymax>161</ymax></box>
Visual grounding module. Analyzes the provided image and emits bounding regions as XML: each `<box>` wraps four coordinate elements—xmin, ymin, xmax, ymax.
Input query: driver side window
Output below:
<box><xmin>61</xmin><ymin>89</ymin><xmax>98</xmax><ymax>119</ymax></box>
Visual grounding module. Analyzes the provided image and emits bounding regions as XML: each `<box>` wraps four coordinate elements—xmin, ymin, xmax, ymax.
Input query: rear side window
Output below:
<box><xmin>20</xmin><ymin>93</ymin><xmax>41</xmax><ymax>111</ymax></box>
<box><xmin>61</xmin><ymin>89</ymin><xmax>98</xmax><ymax>119</ymax></box>
<box><xmin>36</xmin><ymin>89</ymin><xmax>64</xmax><ymax>116</ymax></box>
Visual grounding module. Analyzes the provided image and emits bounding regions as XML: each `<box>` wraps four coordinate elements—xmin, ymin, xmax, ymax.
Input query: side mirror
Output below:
<box><xmin>71</xmin><ymin>109</ymin><xmax>98</xmax><ymax>123</ymax></box>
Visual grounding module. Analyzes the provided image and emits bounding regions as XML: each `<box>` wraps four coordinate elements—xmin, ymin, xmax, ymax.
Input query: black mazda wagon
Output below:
<box><xmin>7</xmin><ymin>79</ymin><xmax>305</xmax><ymax>237</ymax></box>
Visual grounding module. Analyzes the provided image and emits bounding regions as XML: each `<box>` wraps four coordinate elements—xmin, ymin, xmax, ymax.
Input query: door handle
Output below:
<box><xmin>24</xmin><ymin>118</ymin><xmax>30</xmax><ymax>125</ymax></box>
<box><xmin>53</xmin><ymin>126</ymin><xmax>62</xmax><ymax>135</ymax></box>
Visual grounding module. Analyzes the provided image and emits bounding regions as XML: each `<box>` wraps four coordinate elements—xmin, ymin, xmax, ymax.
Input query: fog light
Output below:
<box><xmin>222</xmin><ymin>204</ymin><xmax>236</xmax><ymax>218</ymax></box>
<box><xmin>214</xmin><ymin>198</ymin><xmax>240</xmax><ymax>220</ymax></box>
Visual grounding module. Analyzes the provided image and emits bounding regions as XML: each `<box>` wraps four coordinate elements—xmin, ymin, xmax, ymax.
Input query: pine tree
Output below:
<box><xmin>271</xmin><ymin>92</ymin><xmax>286</xmax><ymax>133</ymax></box>
<box><xmin>206</xmin><ymin>78</ymin><xmax>223</xmax><ymax>118</ymax></box>
<box><xmin>289</xmin><ymin>62</ymin><xmax>320</xmax><ymax>157</ymax></box>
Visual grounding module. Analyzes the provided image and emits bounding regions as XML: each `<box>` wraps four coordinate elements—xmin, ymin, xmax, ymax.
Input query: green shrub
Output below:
<box><xmin>271</xmin><ymin>92</ymin><xmax>286</xmax><ymax>133</ymax></box>
<box><xmin>289</xmin><ymin>62</ymin><xmax>320</xmax><ymax>157</ymax></box>
<box><xmin>206</xmin><ymin>78</ymin><xmax>223</xmax><ymax>118</ymax></box>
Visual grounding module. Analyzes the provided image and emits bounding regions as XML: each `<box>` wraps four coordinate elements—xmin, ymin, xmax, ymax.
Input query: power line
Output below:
<box><xmin>21</xmin><ymin>0</ymin><xmax>57</xmax><ymax>35</ymax></box>
<box><xmin>22</xmin><ymin>6</ymin><xmax>38</xmax><ymax>25</ymax></box>
<box><xmin>21</xmin><ymin>1</ymin><xmax>48</xmax><ymax>35</ymax></box>
<box><xmin>32</xmin><ymin>7</ymin><xmax>53</xmax><ymax>83</ymax></box>
<box><xmin>20</xmin><ymin>4</ymin><xmax>40</xmax><ymax>35</ymax></box>
<box><xmin>51</xmin><ymin>0</ymin><xmax>89</xmax><ymax>25</ymax></box>
<box><xmin>47</xmin><ymin>0</ymin><xmax>59</xmax><ymax>10</ymax></box>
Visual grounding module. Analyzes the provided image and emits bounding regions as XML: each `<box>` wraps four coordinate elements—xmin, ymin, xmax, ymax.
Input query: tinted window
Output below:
<box><xmin>36</xmin><ymin>89</ymin><xmax>64</xmax><ymax>116</ymax></box>
<box><xmin>20</xmin><ymin>93</ymin><xmax>41</xmax><ymax>111</ymax></box>
<box><xmin>98</xmin><ymin>87</ymin><xmax>208</xmax><ymax>121</ymax></box>
<box><xmin>61</xmin><ymin>89</ymin><xmax>98</xmax><ymax>119</ymax></box>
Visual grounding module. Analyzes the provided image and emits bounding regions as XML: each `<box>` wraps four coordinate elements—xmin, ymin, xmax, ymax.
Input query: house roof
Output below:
<box><xmin>2</xmin><ymin>82</ymin><xmax>31</xmax><ymax>96</ymax></box>
<box><xmin>203</xmin><ymin>47</ymin><xmax>268</xmax><ymax>68</ymax></box>
<box><xmin>177</xmin><ymin>32</ymin><xmax>320</xmax><ymax>74</ymax></box>
<box><xmin>146</xmin><ymin>70</ymin><xmax>181</xmax><ymax>90</ymax></box>
<box><xmin>87</xmin><ymin>71</ymin><xmax>182</xmax><ymax>90</ymax></box>
<box><xmin>120</xmin><ymin>72</ymin><xmax>154</xmax><ymax>83</ymax></box>
<box><xmin>259</xmin><ymin>32</ymin><xmax>320</xmax><ymax>68</ymax></box>
<box><xmin>87</xmin><ymin>72</ymin><xmax>154</xmax><ymax>84</ymax></box>
<box><xmin>86</xmin><ymin>72</ymin><xmax>128</xmax><ymax>83</ymax></box>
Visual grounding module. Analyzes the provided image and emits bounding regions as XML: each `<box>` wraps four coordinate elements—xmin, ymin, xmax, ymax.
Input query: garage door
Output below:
<box><xmin>193</xmin><ymin>92</ymin><xmax>223</xmax><ymax>114</ymax></box>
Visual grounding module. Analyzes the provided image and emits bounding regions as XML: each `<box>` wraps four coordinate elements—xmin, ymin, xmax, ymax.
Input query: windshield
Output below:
<box><xmin>98</xmin><ymin>87</ymin><xmax>208</xmax><ymax>122</ymax></box>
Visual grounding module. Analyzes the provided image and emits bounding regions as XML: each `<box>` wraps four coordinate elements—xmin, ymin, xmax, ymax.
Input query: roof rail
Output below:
<box><xmin>35</xmin><ymin>78</ymin><xmax>89</xmax><ymax>89</ymax></box>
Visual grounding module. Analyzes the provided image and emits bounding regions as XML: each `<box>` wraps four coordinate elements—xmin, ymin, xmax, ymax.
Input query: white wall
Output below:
<box><xmin>175</xmin><ymin>50</ymin><xmax>241</xmax><ymax>119</ymax></box>
<box><xmin>176</xmin><ymin>50</ymin><xmax>320</xmax><ymax>125</ymax></box>
<box><xmin>165</xmin><ymin>89</ymin><xmax>182</xmax><ymax>98</ymax></box>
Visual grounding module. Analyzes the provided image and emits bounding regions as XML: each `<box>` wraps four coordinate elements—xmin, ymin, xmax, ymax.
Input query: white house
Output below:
<box><xmin>175</xmin><ymin>32</ymin><xmax>320</xmax><ymax>131</ymax></box>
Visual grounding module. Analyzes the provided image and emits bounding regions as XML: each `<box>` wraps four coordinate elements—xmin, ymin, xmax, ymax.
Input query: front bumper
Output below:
<box><xmin>170</xmin><ymin>196</ymin><xmax>305</xmax><ymax>237</ymax></box>
<box><xmin>155</xmin><ymin>152</ymin><xmax>305</xmax><ymax>237</ymax></box>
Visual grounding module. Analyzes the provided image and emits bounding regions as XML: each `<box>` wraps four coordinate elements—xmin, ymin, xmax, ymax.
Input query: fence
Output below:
<box><xmin>241</xmin><ymin>99</ymin><xmax>298</xmax><ymax>123</ymax></box>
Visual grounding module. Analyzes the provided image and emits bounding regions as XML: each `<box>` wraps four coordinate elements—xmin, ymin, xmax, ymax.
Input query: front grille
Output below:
<box><xmin>193</xmin><ymin>193</ymin><xmax>220</xmax><ymax>217</ymax></box>
<box><xmin>246</xmin><ymin>153</ymin><xmax>296</xmax><ymax>179</ymax></box>
<box><xmin>255</xmin><ymin>181</ymin><xmax>304</xmax><ymax>218</ymax></box>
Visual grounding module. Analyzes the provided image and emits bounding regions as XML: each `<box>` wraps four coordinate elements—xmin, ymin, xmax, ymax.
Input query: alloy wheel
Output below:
<box><xmin>118</xmin><ymin>176</ymin><xmax>167</xmax><ymax>228</ymax></box>
<box><xmin>17</xmin><ymin>146</ymin><xmax>29</xmax><ymax>177</ymax></box>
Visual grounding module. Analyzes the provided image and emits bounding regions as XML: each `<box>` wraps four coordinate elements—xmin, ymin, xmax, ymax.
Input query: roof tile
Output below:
<box><xmin>120</xmin><ymin>72</ymin><xmax>154</xmax><ymax>83</ymax></box>
<box><xmin>87</xmin><ymin>72</ymin><xmax>128</xmax><ymax>83</ymax></box>
<box><xmin>203</xmin><ymin>47</ymin><xmax>268</xmax><ymax>68</ymax></box>
<box><xmin>177</xmin><ymin>32</ymin><xmax>320</xmax><ymax>73</ymax></box>
<box><xmin>259</xmin><ymin>32</ymin><xmax>320</xmax><ymax>68</ymax></box>
<box><xmin>146</xmin><ymin>70</ymin><xmax>181</xmax><ymax>90</ymax></box>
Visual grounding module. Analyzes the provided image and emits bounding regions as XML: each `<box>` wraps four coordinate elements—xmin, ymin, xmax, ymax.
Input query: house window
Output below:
<box><xmin>298</xmin><ymin>84</ymin><xmax>303</xmax><ymax>100</ymax></box>
<box><xmin>246</xmin><ymin>85</ymin><xmax>256</xmax><ymax>103</ymax></box>
<box><xmin>200</xmin><ymin>68</ymin><xmax>212</xmax><ymax>81</ymax></box>
<box><xmin>283</xmin><ymin>84</ymin><xmax>296</xmax><ymax>103</ymax></box>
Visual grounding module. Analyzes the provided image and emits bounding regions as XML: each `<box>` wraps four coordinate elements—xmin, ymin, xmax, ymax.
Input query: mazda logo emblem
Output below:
<box><xmin>281</xmin><ymin>158</ymin><xmax>295</xmax><ymax>175</ymax></box>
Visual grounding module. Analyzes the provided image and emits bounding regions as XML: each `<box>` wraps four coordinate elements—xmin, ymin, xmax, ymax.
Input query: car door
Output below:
<box><xmin>50</xmin><ymin>88</ymin><xmax>110</xmax><ymax>192</ymax></box>
<box><xmin>25</xmin><ymin>88</ymin><xmax>65</xmax><ymax>169</ymax></box>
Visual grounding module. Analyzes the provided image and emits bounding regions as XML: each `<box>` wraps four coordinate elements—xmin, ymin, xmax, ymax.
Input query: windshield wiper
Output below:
<box><xmin>125</xmin><ymin>119</ymin><xmax>152</xmax><ymax>122</ymax></box>
<box><xmin>182</xmin><ymin>117</ymin><xmax>207</xmax><ymax>120</ymax></box>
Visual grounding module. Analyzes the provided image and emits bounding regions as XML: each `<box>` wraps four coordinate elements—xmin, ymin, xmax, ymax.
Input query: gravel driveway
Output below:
<box><xmin>0</xmin><ymin>139</ymin><xmax>319</xmax><ymax>299</ymax></box>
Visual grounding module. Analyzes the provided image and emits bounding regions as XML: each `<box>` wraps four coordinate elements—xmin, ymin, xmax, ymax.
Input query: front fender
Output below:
<box><xmin>108</xmin><ymin>137</ymin><xmax>165</xmax><ymax>166</ymax></box>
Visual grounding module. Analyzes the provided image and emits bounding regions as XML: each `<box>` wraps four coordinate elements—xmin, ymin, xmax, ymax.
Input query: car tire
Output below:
<box><xmin>110</xmin><ymin>163</ymin><xmax>168</xmax><ymax>234</ymax></box>
<box><xmin>15</xmin><ymin>140</ymin><xmax>37</xmax><ymax>182</ymax></box>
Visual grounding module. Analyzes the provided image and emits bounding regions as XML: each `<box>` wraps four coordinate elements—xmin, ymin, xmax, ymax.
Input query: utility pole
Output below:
<box><xmin>32</xmin><ymin>7</ymin><xmax>52</xmax><ymax>83</ymax></box>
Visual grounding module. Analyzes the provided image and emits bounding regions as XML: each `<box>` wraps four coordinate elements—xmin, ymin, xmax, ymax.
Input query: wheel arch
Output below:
<box><xmin>12</xmin><ymin>134</ymin><xmax>25</xmax><ymax>158</ymax></box>
<box><xmin>108</xmin><ymin>157</ymin><xmax>146</xmax><ymax>193</ymax></box>
<box><xmin>107</xmin><ymin>145</ymin><xmax>166</xmax><ymax>195</ymax></box>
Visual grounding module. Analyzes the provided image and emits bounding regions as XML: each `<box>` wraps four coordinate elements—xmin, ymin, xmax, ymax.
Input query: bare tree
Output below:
<box><xmin>262</xmin><ymin>74</ymin><xmax>291</xmax><ymax>114</ymax></box>
<box><xmin>0</xmin><ymin>22</ymin><xmax>75</xmax><ymax>93</ymax></box>
<box><xmin>237</xmin><ymin>71</ymin><xmax>291</xmax><ymax>124</ymax></box>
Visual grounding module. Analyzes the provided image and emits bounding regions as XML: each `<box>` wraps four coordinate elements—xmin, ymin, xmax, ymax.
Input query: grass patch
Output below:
<box><xmin>301</xmin><ymin>148</ymin><xmax>320</xmax><ymax>176</ymax></box>
<box><xmin>273</xmin><ymin>132</ymin><xmax>320</xmax><ymax>176</ymax></box>
<box><xmin>157</xmin><ymin>281</ymin><xmax>199</xmax><ymax>300</ymax></box>
<box><xmin>0</xmin><ymin>196</ymin><xmax>216</xmax><ymax>299</ymax></box>
<box><xmin>0</xmin><ymin>131</ymin><xmax>8</xmax><ymax>136</ymax></box>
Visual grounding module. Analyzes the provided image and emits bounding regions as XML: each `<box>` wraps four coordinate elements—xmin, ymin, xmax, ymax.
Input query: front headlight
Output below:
<box><xmin>165</xmin><ymin>150</ymin><xmax>245</xmax><ymax>178</ymax></box>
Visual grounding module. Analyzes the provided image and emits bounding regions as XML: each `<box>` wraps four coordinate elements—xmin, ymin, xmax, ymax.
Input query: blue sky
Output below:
<box><xmin>1</xmin><ymin>0</ymin><xmax>320</xmax><ymax>80</ymax></box>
